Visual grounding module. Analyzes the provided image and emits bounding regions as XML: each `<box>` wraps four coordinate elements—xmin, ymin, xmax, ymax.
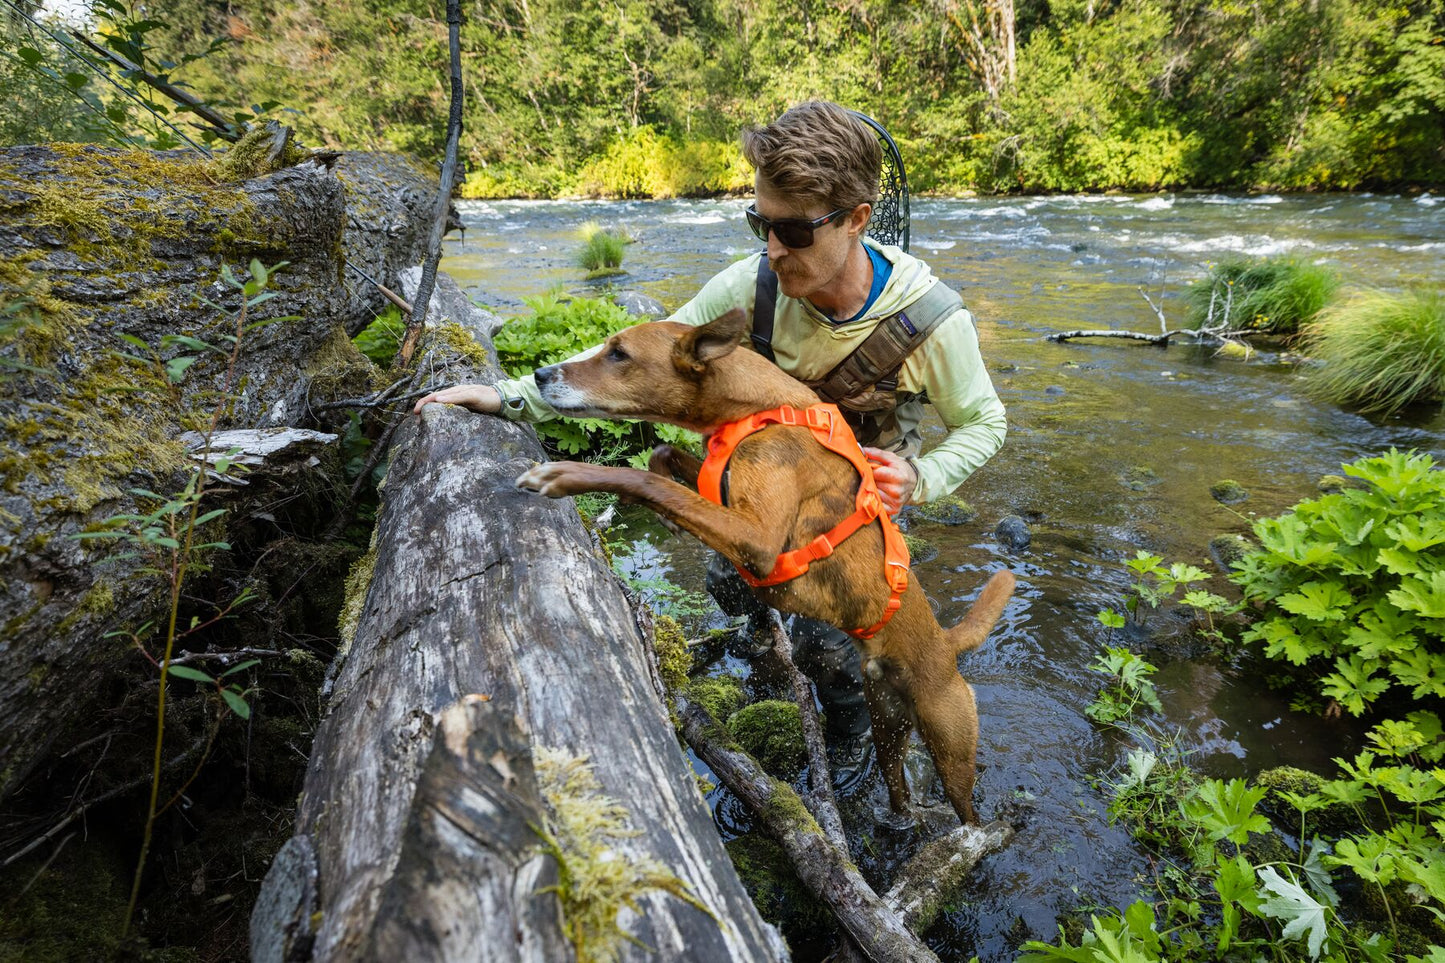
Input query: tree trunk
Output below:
<box><xmin>0</xmin><ymin>143</ymin><xmax>435</xmax><ymax>802</ymax></box>
<box><xmin>253</xmin><ymin>271</ymin><xmax>785</xmax><ymax>963</ymax></box>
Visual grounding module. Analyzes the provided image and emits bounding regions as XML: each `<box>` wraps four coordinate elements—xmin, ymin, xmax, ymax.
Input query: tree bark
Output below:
<box><xmin>253</xmin><ymin>273</ymin><xmax>785</xmax><ymax>962</ymax></box>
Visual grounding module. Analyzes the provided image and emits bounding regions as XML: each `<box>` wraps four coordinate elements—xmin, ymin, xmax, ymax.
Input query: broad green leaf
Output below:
<box><xmin>1326</xmin><ymin>834</ymin><xmax>1396</xmax><ymax>885</ymax></box>
<box><xmin>1377</xmin><ymin>547</ymin><xmax>1425</xmax><ymax>576</ymax></box>
<box><xmin>1184</xmin><ymin>778</ymin><xmax>1269</xmax><ymax>845</ymax></box>
<box><xmin>1301</xmin><ymin>839</ymin><xmax>1340</xmax><ymax>906</ymax></box>
<box><xmin>1257</xmin><ymin>866</ymin><xmax>1329</xmax><ymax>959</ymax></box>
<box><xmin>1097</xmin><ymin>609</ymin><xmax>1126</xmax><ymax>629</ymax></box>
<box><xmin>1390</xmin><ymin>649</ymin><xmax>1445</xmax><ymax>700</ymax></box>
<box><xmin>1386</xmin><ymin>515</ymin><xmax>1445</xmax><ymax>552</ymax></box>
<box><xmin>1277</xmin><ymin>581</ymin><xmax>1353</xmax><ymax>622</ymax></box>
<box><xmin>166</xmin><ymin>664</ymin><xmax>213</xmax><ymax>683</ymax></box>
<box><xmin>1321</xmin><ymin>656</ymin><xmax>1392</xmax><ymax>715</ymax></box>
<box><xmin>1389</xmin><ymin>571</ymin><xmax>1445</xmax><ymax>618</ymax></box>
<box><xmin>220</xmin><ymin>687</ymin><xmax>251</xmax><ymax>719</ymax></box>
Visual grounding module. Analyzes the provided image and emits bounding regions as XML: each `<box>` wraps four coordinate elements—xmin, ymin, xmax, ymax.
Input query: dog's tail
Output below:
<box><xmin>946</xmin><ymin>569</ymin><xmax>1016</xmax><ymax>657</ymax></box>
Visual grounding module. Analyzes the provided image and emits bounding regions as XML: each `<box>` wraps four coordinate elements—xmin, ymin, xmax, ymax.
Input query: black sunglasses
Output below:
<box><xmin>745</xmin><ymin>204</ymin><xmax>848</xmax><ymax>248</ymax></box>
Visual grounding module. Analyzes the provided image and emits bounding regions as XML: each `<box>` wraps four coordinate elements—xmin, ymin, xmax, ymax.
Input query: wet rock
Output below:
<box><xmin>1044</xmin><ymin>385</ymin><xmax>1066</xmax><ymax>396</ymax></box>
<box><xmin>1208</xmin><ymin>534</ymin><xmax>1256</xmax><ymax>571</ymax></box>
<box><xmin>1215</xmin><ymin>341</ymin><xmax>1251</xmax><ymax>361</ymax></box>
<box><xmin>901</xmin><ymin>532</ymin><xmax>939</xmax><ymax>564</ymax></box>
<box><xmin>612</xmin><ymin>289</ymin><xmax>666</xmax><ymax>319</ymax></box>
<box><xmin>996</xmin><ymin>515</ymin><xmax>1031</xmax><ymax>553</ymax></box>
<box><xmin>1121</xmin><ymin>466</ymin><xmax>1161</xmax><ymax>490</ymax></box>
<box><xmin>1210</xmin><ymin>479</ymin><xmax>1249</xmax><ymax>504</ymax></box>
<box><xmin>1318</xmin><ymin>473</ymin><xmax>1348</xmax><ymax>494</ymax></box>
<box><xmin>913</xmin><ymin>493</ymin><xmax>976</xmax><ymax>526</ymax></box>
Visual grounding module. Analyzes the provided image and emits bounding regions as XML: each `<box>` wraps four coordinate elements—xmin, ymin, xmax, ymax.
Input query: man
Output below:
<box><xmin>414</xmin><ymin>100</ymin><xmax>1006</xmax><ymax>788</ymax></box>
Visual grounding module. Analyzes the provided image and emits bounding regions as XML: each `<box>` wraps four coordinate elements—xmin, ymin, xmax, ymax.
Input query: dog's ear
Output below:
<box><xmin>672</xmin><ymin>308</ymin><xmax>747</xmax><ymax>377</ymax></box>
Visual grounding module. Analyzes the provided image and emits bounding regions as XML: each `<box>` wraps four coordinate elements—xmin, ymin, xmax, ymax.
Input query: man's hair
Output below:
<box><xmin>741</xmin><ymin>101</ymin><xmax>881</xmax><ymax>213</ymax></box>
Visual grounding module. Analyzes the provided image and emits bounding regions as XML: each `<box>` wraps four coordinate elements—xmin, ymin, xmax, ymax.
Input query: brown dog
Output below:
<box><xmin>515</xmin><ymin>308</ymin><xmax>1015</xmax><ymax>825</ymax></box>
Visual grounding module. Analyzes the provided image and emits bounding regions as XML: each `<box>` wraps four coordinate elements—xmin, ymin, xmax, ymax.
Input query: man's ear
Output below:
<box><xmin>673</xmin><ymin>308</ymin><xmax>747</xmax><ymax>376</ymax></box>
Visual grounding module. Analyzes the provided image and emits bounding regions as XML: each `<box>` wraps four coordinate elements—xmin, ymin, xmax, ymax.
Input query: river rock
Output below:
<box><xmin>1210</xmin><ymin>479</ymin><xmax>1249</xmax><ymax>504</ymax></box>
<box><xmin>613</xmin><ymin>289</ymin><xmax>668</xmax><ymax>319</ymax></box>
<box><xmin>995</xmin><ymin>515</ymin><xmax>1031</xmax><ymax>552</ymax></box>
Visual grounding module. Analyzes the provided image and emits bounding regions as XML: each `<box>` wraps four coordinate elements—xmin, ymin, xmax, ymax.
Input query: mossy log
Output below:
<box><xmin>253</xmin><ymin>274</ymin><xmax>785</xmax><ymax>962</ymax></box>
<box><xmin>0</xmin><ymin>144</ymin><xmax>435</xmax><ymax>801</ymax></box>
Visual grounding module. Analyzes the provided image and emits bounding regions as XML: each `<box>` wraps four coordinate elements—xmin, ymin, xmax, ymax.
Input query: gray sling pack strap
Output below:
<box><xmin>751</xmin><ymin>256</ymin><xmax>966</xmax><ymax>403</ymax></box>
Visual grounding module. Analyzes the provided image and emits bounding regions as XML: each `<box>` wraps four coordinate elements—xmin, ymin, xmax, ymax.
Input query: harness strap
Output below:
<box><xmin>750</xmin><ymin>257</ymin><xmax>778</xmax><ymax>362</ymax></box>
<box><xmin>810</xmin><ymin>280</ymin><xmax>964</xmax><ymax>402</ymax></box>
<box><xmin>697</xmin><ymin>403</ymin><xmax>910</xmax><ymax>640</ymax></box>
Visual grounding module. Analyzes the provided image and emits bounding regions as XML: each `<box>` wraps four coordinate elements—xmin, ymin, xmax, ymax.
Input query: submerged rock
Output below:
<box><xmin>613</xmin><ymin>289</ymin><xmax>667</xmax><ymax>319</ymax></box>
<box><xmin>1210</xmin><ymin>479</ymin><xmax>1249</xmax><ymax>504</ymax></box>
<box><xmin>1208</xmin><ymin>533</ymin><xmax>1257</xmax><ymax>571</ymax></box>
<box><xmin>996</xmin><ymin>515</ymin><xmax>1031</xmax><ymax>553</ymax></box>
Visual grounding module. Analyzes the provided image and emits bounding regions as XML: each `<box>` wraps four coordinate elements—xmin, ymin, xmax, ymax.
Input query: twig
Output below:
<box><xmin>2</xmin><ymin>729</ymin><xmax>212</xmax><ymax>868</ymax></box>
<box><xmin>767</xmin><ymin>612</ymin><xmax>846</xmax><ymax>850</ymax></box>
<box><xmin>167</xmin><ymin>648</ymin><xmax>284</xmax><ymax>668</ymax></box>
<box><xmin>397</xmin><ymin>0</ymin><xmax>465</xmax><ymax>367</ymax></box>
<box><xmin>344</xmin><ymin>261</ymin><xmax>414</xmax><ymax>316</ymax></box>
<box><xmin>68</xmin><ymin>30</ymin><xmax>238</xmax><ymax>139</ymax></box>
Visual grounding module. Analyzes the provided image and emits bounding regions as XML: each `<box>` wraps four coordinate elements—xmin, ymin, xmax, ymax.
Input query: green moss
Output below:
<box><xmin>1120</xmin><ymin>466</ymin><xmax>1161</xmax><ymax>491</ymax></box>
<box><xmin>913</xmin><ymin>493</ymin><xmax>976</xmax><ymax>525</ymax></box>
<box><xmin>1208</xmin><ymin>534</ymin><xmax>1256</xmax><ymax>571</ymax></box>
<box><xmin>1254</xmin><ymin>766</ymin><xmax>1327</xmax><ymax>799</ymax></box>
<box><xmin>55</xmin><ymin>579</ymin><xmax>116</xmax><ymax>633</ymax></box>
<box><xmin>210</xmin><ymin>122</ymin><xmax>313</xmax><ymax>182</ymax></box>
<box><xmin>653</xmin><ymin>614</ymin><xmax>692</xmax><ymax>692</ymax></box>
<box><xmin>1209</xmin><ymin>479</ymin><xmax>1249</xmax><ymax>504</ymax></box>
<box><xmin>727</xmin><ymin>701</ymin><xmax>807</xmax><ymax>780</ymax></box>
<box><xmin>685</xmin><ymin>674</ymin><xmax>746</xmax><ymax>723</ymax></box>
<box><xmin>1317</xmin><ymin>474</ymin><xmax>1348</xmax><ymax>495</ymax></box>
<box><xmin>761</xmin><ymin>776</ymin><xmax>822</xmax><ymax>833</ymax></box>
<box><xmin>428</xmin><ymin>320</ymin><xmax>492</xmax><ymax>369</ymax></box>
<box><xmin>336</xmin><ymin>545</ymin><xmax>377</xmax><ymax>652</ymax></box>
<box><xmin>723</xmin><ymin>834</ymin><xmax>832</xmax><ymax>945</ymax></box>
<box><xmin>901</xmin><ymin>532</ymin><xmax>939</xmax><ymax>564</ymax></box>
<box><xmin>533</xmin><ymin>747</ymin><xmax>709</xmax><ymax>963</ymax></box>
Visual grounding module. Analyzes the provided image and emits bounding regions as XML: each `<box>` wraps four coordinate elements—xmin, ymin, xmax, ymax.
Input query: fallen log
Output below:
<box><xmin>253</xmin><ymin>271</ymin><xmax>785</xmax><ymax>962</ymax></box>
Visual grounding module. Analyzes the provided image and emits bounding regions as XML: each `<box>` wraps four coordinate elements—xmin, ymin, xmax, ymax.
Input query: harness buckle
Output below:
<box><xmin>778</xmin><ymin>407</ymin><xmax>800</xmax><ymax>426</ymax></box>
<box><xmin>806</xmin><ymin>533</ymin><xmax>835</xmax><ymax>561</ymax></box>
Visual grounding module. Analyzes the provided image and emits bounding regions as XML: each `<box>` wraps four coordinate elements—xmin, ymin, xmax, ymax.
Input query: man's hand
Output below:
<box><xmin>413</xmin><ymin>383</ymin><xmax>503</xmax><ymax>416</ymax></box>
<box><xmin>862</xmin><ymin>446</ymin><xmax>917</xmax><ymax>516</ymax></box>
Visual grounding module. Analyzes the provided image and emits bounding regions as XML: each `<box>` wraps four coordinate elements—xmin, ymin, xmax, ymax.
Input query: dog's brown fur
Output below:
<box><xmin>516</xmin><ymin>308</ymin><xmax>1015</xmax><ymax>824</ymax></box>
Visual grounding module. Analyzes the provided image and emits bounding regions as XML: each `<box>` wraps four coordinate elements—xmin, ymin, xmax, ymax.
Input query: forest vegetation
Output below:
<box><xmin>2</xmin><ymin>0</ymin><xmax>1442</xmax><ymax>196</ymax></box>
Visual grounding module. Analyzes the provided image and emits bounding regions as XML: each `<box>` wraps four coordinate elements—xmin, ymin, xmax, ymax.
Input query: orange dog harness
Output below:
<box><xmin>697</xmin><ymin>403</ymin><xmax>910</xmax><ymax>640</ymax></box>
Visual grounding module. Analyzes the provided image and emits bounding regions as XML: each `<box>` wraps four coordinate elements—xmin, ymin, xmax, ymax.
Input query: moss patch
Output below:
<box><xmin>534</xmin><ymin>747</ymin><xmax>709</xmax><ymax>962</ymax></box>
<box><xmin>685</xmin><ymin>674</ymin><xmax>746</xmax><ymax>723</ymax></box>
<box><xmin>336</xmin><ymin>545</ymin><xmax>377</xmax><ymax>653</ymax></box>
<box><xmin>428</xmin><ymin>320</ymin><xmax>493</xmax><ymax>370</ymax></box>
<box><xmin>727</xmin><ymin>701</ymin><xmax>806</xmax><ymax>780</ymax></box>
<box><xmin>913</xmin><ymin>493</ymin><xmax>975</xmax><ymax>525</ymax></box>
<box><xmin>723</xmin><ymin>834</ymin><xmax>832</xmax><ymax>950</ymax></box>
<box><xmin>1209</xmin><ymin>479</ymin><xmax>1249</xmax><ymax>504</ymax></box>
<box><xmin>653</xmin><ymin>614</ymin><xmax>692</xmax><ymax>692</ymax></box>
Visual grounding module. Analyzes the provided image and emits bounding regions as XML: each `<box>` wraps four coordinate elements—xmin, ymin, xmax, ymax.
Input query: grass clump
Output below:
<box><xmin>1301</xmin><ymin>288</ymin><xmax>1445</xmax><ymax>414</ymax></box>
<box><xmin>577</xmin><ymin>222</ymin><xmax>629</xmax><ymax>278</ymax></box>
<box><xmin>1186</xmin><ymin>256</ymin><xmax>1340</xmax><ymax>336</ymax></box>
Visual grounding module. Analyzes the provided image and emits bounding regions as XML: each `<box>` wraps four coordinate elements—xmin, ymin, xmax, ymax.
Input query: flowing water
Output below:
<box><xmin>440</xmin><ymin>193</ymin><xmax>1444</xmax><ymax>961</ymax></box>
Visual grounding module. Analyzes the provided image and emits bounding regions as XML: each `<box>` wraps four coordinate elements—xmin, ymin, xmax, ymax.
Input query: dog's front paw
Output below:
<box><xmin>516</xmin><ymin>462</ymin><xmax>590</xmax><ymax>498</ymax></box>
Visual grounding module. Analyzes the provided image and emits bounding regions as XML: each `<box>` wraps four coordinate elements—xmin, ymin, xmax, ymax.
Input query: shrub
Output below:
<box><xmin>577</xmin><ymin>126</ymin><xmax>751</xmax><ymax>199</ymax></box>
<box><xmin>1231</xmin><ymin>449</ymin><xmax>1445</xmax><ymax>716</ymax></box>
<box><xmin>492</xmin><ymin>293</ymin><xmax>700</xmax><ymax>461</ymax></box>
<box><xmin>576</xmin><ymin>222</ymin><xmax>627</xmax><ymax>277</ymax></box>
<box><xmin>1302</xmin><ymin>288</ymin><xmax>1445</xmax><ymax>414</ymax></box>
<box><xmin>1185</xmin><ymin>257</ymin><xmax>1340</xmax><ymax>336</ymax></box>
<box><xmin>351</xmin><ymin>305</ymin><xmax>404</xmax><ymax>366</ymax></box>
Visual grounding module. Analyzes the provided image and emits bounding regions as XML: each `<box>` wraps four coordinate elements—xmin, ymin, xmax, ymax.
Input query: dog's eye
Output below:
<box><xmin>606</xmin><ymin>346</ymin><xmax>629</xmax><ymax>362</ymax></box>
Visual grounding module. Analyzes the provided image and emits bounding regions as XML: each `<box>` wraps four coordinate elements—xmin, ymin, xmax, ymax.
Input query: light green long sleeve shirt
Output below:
<box><xmin>493</xmin><ymin>240</ymin><xmax>1007</xmax><ymax>503</ymax></box>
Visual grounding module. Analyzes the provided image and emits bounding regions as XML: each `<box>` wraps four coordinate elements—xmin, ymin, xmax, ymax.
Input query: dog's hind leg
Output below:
<box><xmin>912</xmin><ymin>673</ymin><xmax>980</xmax><ymax>825</ymax></box>
<box><xmin>864</xmin><ymin>671</ymin><xmax>914</xmax><ymax>814</ymax></box>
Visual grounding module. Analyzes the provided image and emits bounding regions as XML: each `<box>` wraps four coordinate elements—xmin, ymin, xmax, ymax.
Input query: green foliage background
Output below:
<box><xmin>9</xmin><ymin>0</ymin><xmax>1442</xmax><ymax>193</ymax></box>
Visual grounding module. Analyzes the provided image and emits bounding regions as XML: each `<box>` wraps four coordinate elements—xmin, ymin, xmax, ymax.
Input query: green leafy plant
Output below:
<box><xmin>1185</xmin><ymin>257</ymin><xmax>1340</xmax><ymax>337</ymax></box>
<box><xmin>72</xmin><ymin>259</ymin><xmax>291</xmax><ymax>934</ymax></box>
<box><xmin>352</xmin><ymin>304</ymin><xmax>405</xmax><ymax>367</ymax></box>
<box><xmin>1232</xmin><ymin>449</ymin><xmax>1445</xmax><ymax>716</ymax></box>
<box><xmin>1085</xmin><ymin>647</ymin><xmax>1163</xmax><ymax>726</ymax></box>
<box><xmin>1302</xmin><ymin>289</ymin><xmax>1445</xmax><ymax>415</ymax></box>
<box><xmin>492</xmin><ymin>293</ymin><xmax>700</xmax><ymax>463</ymax></box>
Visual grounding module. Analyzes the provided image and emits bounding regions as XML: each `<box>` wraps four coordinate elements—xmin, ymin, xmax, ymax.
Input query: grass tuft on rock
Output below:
<box><xmin>1301</xmin><ymin>288</ymin><xmax>1445</xmax><ymax>414</ymax></box>
<box><xmin>577</xmin><ymin>222</ymin><xmax>628</xmax><ymax>278</ymax></box>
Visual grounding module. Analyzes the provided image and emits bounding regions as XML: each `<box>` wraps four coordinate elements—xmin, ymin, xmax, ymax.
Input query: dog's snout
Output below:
<box><xmin>535</xmin><ymin>364</ymin><xmax>559</xmax><ymax>387</ymax></box>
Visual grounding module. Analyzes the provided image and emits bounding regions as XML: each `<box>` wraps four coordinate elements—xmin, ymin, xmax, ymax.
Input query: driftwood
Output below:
<box><xmin>674</xmin><ymin>693</ymin><xmax>941</xmax><ymax>963</ymax></box>
<box><xmin>0</xmin><ymin>143</ymin><xmax>434</xmax><ymax>802</ymax></box>
<box><xmin>252</xmin><ymin>273</ymin><xmax>785</xmax><ymax>962</ymax></box>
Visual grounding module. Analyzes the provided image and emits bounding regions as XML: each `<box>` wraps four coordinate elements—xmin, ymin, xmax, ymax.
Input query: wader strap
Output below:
<box><xmin>812</xmin><ymin>280</ymin><xmax>964</xmax><ymax>403</ymax></box>
<box><xmin>751</xmin><ymin>257</ymin><xmax>778</xmax><ymax>362</ymax></box>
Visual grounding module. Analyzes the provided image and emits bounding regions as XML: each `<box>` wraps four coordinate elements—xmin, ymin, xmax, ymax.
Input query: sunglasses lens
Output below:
<box><xmin>745</xmin><ymin>208</ymin><xmax>769</xmax><ymax>243</ymax></box>
<box><xmin>774</xmin><ymin>223</ymin><xmax>812</xmax><ymax>248</ymax></box>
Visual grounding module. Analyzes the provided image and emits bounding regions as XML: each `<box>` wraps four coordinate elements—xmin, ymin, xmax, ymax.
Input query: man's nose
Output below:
<box><xmin>766</xmin><ymin>230</ymin><xmax>789</xmax><ymax>261</ymax></box>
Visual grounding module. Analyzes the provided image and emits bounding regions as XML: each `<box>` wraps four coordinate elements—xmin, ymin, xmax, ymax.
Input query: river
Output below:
<box><xmin>440</xmin><ymin>192</ymin><xmax>1443</xmax><ymax>961</ymax></box>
